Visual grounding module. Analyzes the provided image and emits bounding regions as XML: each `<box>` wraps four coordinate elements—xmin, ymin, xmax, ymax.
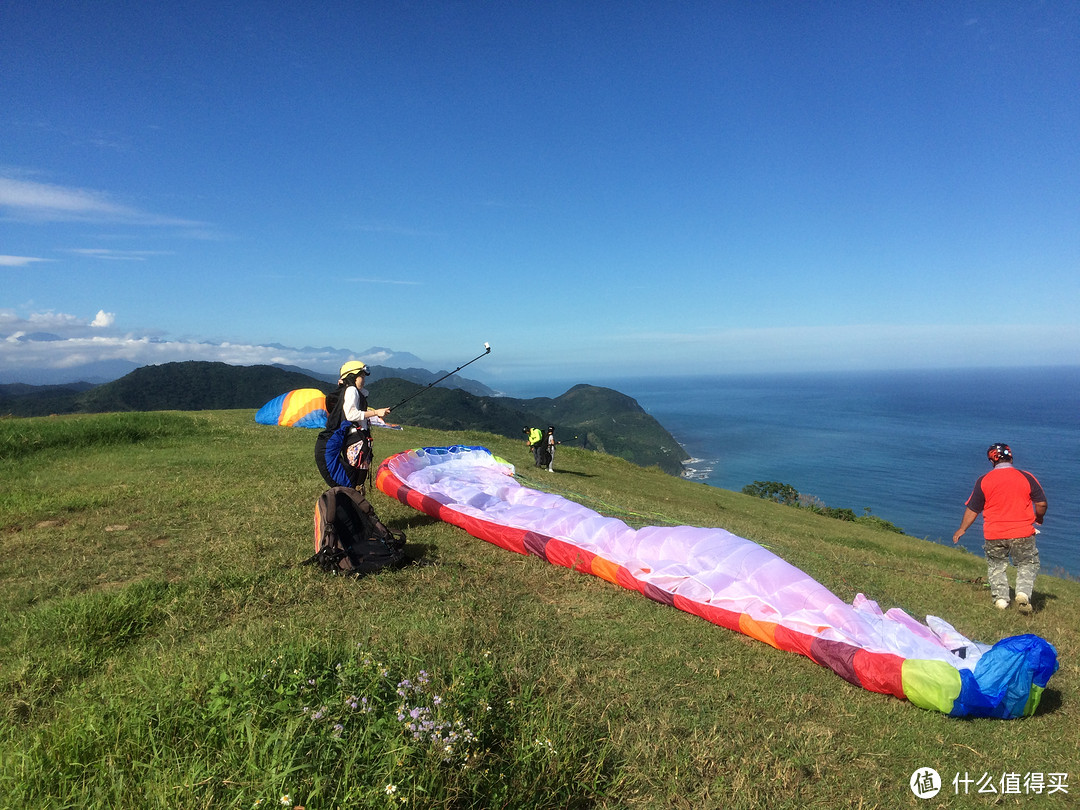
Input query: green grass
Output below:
<box><xmin>1</xmin><ymin>410</ymin><xmax>1078</xmax><ymax>809</ymax></box>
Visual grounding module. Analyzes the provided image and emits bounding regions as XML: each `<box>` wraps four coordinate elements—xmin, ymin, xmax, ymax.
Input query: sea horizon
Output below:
<box><xmin>505</xmin><ymin>365</ymin><xmax>1080</xmax><ymax>581</ymax></box>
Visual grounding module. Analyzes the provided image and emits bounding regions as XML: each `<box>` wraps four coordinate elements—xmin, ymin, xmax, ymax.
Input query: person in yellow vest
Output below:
<box><xmin>523</xmin><ymin>426</ymin><xmax>543</xmax><ymax>467</ymax></box>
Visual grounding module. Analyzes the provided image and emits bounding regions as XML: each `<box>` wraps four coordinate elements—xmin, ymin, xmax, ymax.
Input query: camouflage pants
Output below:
<box><xmin>984</xmin><ymin>536</ymin><xmax>1040</xmax><ymax>602</ymax></box>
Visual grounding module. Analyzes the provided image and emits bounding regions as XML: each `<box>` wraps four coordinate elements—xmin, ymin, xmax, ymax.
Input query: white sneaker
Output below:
<box><xmin>1016</xmin><ymin>593</ymin><xmax>1033</xmax><ymax>614</ymax></box>
<box><xmin>994</xmin><ymin>598</ymin><xmax>1009</xmax><ymax>610</ymax></box>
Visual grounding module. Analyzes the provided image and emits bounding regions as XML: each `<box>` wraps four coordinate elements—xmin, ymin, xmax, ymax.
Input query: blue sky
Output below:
<box><xmin>2</xmin><ymin>1</ymin><xmax>1077</xmax><ymax>390</ymax></box>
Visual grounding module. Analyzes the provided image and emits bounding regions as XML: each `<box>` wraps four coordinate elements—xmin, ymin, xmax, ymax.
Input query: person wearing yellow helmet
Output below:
<box><xmin>336</xmin><ymin>362</ymin><xmax>391</xmax><ymax>428</ymax></box>
<box><xmin>315</xmin><ymin>360</ymin><xmax>392</xmax><ymax>493</ymax></box>
<box><xmin>338</xmin><ymin>360</ymin><xmax>366</xmax><ymax>378</ymax></box>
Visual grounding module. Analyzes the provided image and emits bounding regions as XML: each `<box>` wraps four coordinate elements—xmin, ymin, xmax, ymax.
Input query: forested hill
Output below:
<box><xmin>0</xmin><ymin>361</ymin><xmax>491</xmax><ymax>416</ymax></box>
<box><xmin>369</xmin><ymin>379</ymin><xmax>689</xmax><ymax>475</ymax></box>
<box><xmin>2</xmin><ymin>362</ymin><xmax>690</xmax><ymax>476</ymax></box>
<box><xmin>80</xmin><ymin>362</ymin><xmax>323</xmax><ymax>412</ymax></box>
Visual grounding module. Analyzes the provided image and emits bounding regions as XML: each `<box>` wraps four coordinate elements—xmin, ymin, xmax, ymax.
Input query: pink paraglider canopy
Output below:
<box><xmin>377</xmin><ymin>445</ymin><xmax>1057</xmax><ymax>719</ymax></box>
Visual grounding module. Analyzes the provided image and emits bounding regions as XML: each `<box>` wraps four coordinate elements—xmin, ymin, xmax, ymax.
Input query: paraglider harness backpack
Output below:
<box><xmin>304</xmin><ymin>487</ymin><xmax>408</xmax><ymax>575</ymax></box>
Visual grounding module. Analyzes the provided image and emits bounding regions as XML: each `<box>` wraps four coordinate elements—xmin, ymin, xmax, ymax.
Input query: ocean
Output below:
<box><xmin>513</xmin><ymin>366</ymin><xmax>1080</xmax><ymax>580</ymax></box>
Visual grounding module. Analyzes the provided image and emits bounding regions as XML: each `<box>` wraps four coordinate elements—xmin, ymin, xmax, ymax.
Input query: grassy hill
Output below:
<box><xmin>1</xmin><ymin>411</ymin><xmax>1077</xmax><ymax>808</ymax></box>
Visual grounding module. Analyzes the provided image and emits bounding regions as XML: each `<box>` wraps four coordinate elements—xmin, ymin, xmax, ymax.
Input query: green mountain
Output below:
<box><xmin>371</xmin><ymin>379</ymin><xmax>689</xmax><ymax>475</ymax></box>
<box><xmin>0</xmin><ymin>381</ymin><xmax>97</xmax><ymax>417</ymax></box>
<box><xmin>2</xmin><ymin>361</ymin><xmax>689</xmax><ymax>476</ymax></box>
<box><xmin>75</xmin><ymin>362</ymin><xmax>322</xmax><ymax>413</ymax></box>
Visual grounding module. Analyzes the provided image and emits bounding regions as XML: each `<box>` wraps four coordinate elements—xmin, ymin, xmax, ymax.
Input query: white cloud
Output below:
<box><xmin>24</xmin><ymin>311</ymin><xmax>85</xmax><ymax>331</ymax></box>
<box><xmin>4</xmin><ymin>308</ymin><xmax>1075</xmax><ymax>386</ymax></box>
<box><xmin>0</xmin><ymin>255</ymin><xmax>50</xmax><ymax>267</ymax></box>
<box><xmin>0</xmin><ymin>176</ymin><xmax>206</xmax><ymax>228</ymax></box>
<box><xmin>0</xmin><ymin>309</ymin><xmax>372</xmax><ymax>381</ymax></box>
<box><xmin>66</xmin><ymin>248</ymin><xmax>174</xmax><ymax>261</ymax></box>
<box><xmin>0</xmin><ymin>333</ymin><xmax>354</xmax><ymax>377</ymax></box>
<box><xmin>91</xmin><ymin>310</ymin><xmax>116</xmax><ymax>328</ymax></box>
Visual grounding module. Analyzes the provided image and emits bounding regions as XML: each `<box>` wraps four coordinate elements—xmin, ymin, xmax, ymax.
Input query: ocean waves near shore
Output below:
<box><xmin>606</xmin><ymin>366</ymin><xmax>1080</xmax><ymax>580</ymax></box>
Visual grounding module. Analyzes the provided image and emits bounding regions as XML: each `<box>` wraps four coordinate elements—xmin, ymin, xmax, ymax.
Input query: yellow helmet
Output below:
<box><xmin>339</xmin><ymin>360</ymin><xmax>369</xmax><ymax>378</ymax></box>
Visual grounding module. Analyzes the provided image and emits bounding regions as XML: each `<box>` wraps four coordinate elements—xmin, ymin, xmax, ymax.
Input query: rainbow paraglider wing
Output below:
<box><xmin>255</xmin><ymin>388</ymin><xmax>328</xmax><ymax>428</ymax></box>
<box><xmin>255</xmin><ymin>388</ymin><xmax>404</xmax><ymax>430</ymax></box>
<box><xmin>376</xmin><ymin>445</ymin><xmax>1058</xmax><ymax>719</ymax></box>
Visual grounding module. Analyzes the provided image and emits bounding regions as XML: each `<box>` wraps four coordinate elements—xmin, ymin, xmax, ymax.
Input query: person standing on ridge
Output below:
<box><xmin>545</xmin><ymin>425</ymin><xmax>559</xmax><ymax>472</ymax></box>
<box><xmin>316</xmin><ymin>360</ymin><xmax>392</xmax><ymax>494</ymax></box>
<box><xmin>523</xmin><ymin>426</ymin><xmax>543</xmax><ymax>467</ymax></box>
<box><xmin>953</xmin><ymin>443</ymin><xmax>1047</xmax><ymax>614</ymax></box>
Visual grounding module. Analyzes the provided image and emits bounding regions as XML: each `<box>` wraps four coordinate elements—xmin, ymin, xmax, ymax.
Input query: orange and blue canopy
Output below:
<box><xmin>255</xmin><ymin>388</ymin><xmax>327</xmax><ymax>428</ymax></box>
<box><xmin>256</xmin><ymin>388</ymin><xmax>402</xmax><ymax>430</ymax></box>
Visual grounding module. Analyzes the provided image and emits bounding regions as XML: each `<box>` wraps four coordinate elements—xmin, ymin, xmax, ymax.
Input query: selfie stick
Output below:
<box><xmin>388</xmin><ymin>343</ymin><xmax>491</xmax><ymax>411</ymax></box>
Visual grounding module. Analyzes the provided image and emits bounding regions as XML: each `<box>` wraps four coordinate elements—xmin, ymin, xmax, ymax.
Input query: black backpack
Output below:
<box><xmin>305</xmin><ymin>487</ymin><xmax>408</xmax><ymax>575</ymax></box>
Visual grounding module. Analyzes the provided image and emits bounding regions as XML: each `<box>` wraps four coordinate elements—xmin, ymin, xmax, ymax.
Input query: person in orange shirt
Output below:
<box><xmin>953</xmin><ymin>443</ymin><xmax>1047</xmax><ymax>614</ymax></box>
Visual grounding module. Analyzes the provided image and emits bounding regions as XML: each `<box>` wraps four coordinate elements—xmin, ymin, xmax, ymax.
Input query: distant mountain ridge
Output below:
<box><xmin>271</xmin><ymin>363</ymin><xmax>497</xmax><ymax>397</ymax></box>
<box><xmin>0</xmin><ymin>341</ymin><xmax>428</xmax><ymax>386</ymax></box>
<box><xmin>0</xmin><ymin>359</ymin><xmax>143</xmax><ymax>386</ymax></box>
<box><xmin>0</xmin><ymin>360</ymin><xmax>495</xmax><ymax>414</ymax></box>
<box><xmin>1</xmin><ymin>361</ymin><xmax>689</xmax><ymax>475</ymax></box>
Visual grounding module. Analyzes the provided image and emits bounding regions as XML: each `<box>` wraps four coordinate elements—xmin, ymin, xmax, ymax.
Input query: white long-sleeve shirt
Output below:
<box><xmin>343</xmin><ymin>386</ymin><xmax>369</xmax><ymax>430</ymax></box>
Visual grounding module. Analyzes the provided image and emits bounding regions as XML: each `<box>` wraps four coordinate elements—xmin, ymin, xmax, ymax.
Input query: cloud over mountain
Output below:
<box><xmin>0</xmin><ymin>309</ymin><xmax>423</xmax><ymax>385</ymax></box>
